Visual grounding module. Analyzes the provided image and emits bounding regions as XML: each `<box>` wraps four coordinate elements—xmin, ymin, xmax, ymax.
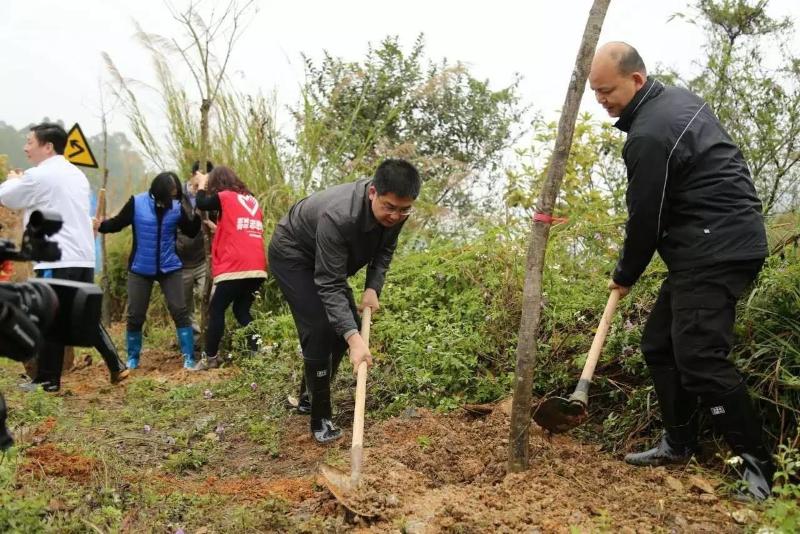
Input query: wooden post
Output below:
<box><xmin>100</xmin><ymin>111</ymin><xmax>112</xmax><ymax>327</ymax></box>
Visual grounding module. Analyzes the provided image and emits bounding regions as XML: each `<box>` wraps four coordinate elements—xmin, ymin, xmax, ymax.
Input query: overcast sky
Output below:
<box><xmin>2</xmin><ymin>0</ymin><xmax>798</xmax><ymax>144</ymax></box>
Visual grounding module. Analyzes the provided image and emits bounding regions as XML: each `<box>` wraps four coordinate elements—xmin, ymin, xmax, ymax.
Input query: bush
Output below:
<box><xmin>123</xmin><ymin>214</ymin><xmax>798</xmax><ymax>456</ymax></box>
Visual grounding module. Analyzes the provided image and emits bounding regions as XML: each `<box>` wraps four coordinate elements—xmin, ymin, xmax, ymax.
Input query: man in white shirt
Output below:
<box><xmin>0</xmin><ymin>122</ymin><xmax>128</xmax><ymax>391</ymax></box>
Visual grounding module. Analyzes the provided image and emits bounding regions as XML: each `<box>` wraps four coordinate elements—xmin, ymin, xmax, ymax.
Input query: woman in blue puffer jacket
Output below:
<box><xmin>95</xmin><ymin>172</ymin><xmax>201</xmax><ymax>369</ymax></box>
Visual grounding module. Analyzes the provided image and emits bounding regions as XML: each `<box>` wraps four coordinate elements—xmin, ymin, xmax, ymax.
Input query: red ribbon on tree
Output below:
<box><xmin>0</xmin><ymin>260</ymin><xmax>13</xmax><ymax>281</ymax></box>
<box><xmin>532</xmin><ymin>212</ymin><xmax>569</xmax><ymax>225</ymax></box>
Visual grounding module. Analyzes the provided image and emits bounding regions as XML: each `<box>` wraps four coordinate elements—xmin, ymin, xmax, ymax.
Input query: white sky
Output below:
<box><xmin>1</xmin><ymin>0</ymin><xmax>798</xmax><ymax>143</ymax></box>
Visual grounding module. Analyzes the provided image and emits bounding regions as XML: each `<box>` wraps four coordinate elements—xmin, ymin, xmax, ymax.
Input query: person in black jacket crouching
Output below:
<box><xmin>588</xmin><ymin>42</ymin><xmax>773</xmax><ymax>500</ymax></box>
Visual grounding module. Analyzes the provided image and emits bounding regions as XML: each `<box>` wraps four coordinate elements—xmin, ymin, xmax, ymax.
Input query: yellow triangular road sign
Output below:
<box><xmin>65</xmin><ymin>123</ymin><xmax>98</xmax><ymax>168</ymax></box>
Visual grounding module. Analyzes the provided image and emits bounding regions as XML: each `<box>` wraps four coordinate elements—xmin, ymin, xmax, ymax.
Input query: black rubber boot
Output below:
<box><xmin>97</xmin><ymin>323</ymin><xmax>129</xmax><ymax>384</ymax></box>
<box><xmin>330</xmin><ymin>347</ymin><xmax>346</xmax><ymax>382</ymax></box>
<box><xmin>296</xmin><ymin>377</ymin><xmax>311</xmax><ymax>415</ymax></box>
<box><xmin>704</xmin><ymin>382</ymin><xmax>775</xmax><ymax>501</ymax></box>
<box><xmin>304</xmin><ymin>358</ymin><xmax>342</xmax><ymax>444</ymax></box>
<box><xmin>0</xmin><ymin>394</ymin><xmax>14</xmax><ymax>451</ymax></box>
<box><xmin>625</xmin><ymin>434</ymin><xmax>697</xmax><ymax>466</ymax></box>
<box><xmin>625</xmin><ymin>366</ymin><xmax>698</xmax><ymax>466</ymax></box>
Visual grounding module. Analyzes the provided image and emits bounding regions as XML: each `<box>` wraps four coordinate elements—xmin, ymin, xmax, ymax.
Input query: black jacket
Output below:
<box><xmin>612</xmin><ymin>79</ymin><xmax>768</xmax><ymax>287</ymax></box>
<box><xmin>269</xmin><ymin>178</ymin><xmax>404</xmax><ymax>337</ymax></box>
<box><xmin>176</xmin><ymin>185</ymin><xmax>206</xmax><ymax>268</ymax></box>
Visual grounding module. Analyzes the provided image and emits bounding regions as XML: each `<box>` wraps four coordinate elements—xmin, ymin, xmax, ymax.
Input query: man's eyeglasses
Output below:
<box><xmin>381</xmin><ymin>201</ymin><xmax>414</xmax><ymax>216</ymax></box>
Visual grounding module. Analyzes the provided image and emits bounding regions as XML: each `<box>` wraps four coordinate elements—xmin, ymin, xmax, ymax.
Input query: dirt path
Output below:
<box><xmin>14</xmin><ymin>346</ymin><xmax>757</xmax><ymax>533</ymax></box>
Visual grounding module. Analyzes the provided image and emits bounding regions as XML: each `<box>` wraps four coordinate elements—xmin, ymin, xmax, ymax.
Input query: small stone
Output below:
<box><xmin>688</xmin><ymin>475</ymin><xmax>716</xmax><ymax>494</ymax></box>
<box><xmin>47</xmin><ymin>498</ymin><xmax>68</xmax><ymax>511</ymax></box>
<box><xmin>698</xmin><ymin>493</ymin><xmax>717</xmax><ymax>503</ymax></box>
<box><xmin>401</xmin><ymin>407</ymin><xmax>421</xmax><ymax>419</ymax></box>
<box><xmin>665</xmin><ymin>475</ymin><xmax>684</xmax><ymax>492</ymax></box>
<box><xmin>203</xmin><ymin>389</ymin><xmax>214</xmax><ymax>399</ymax></box>
<box><xmin>731</xmin><ymin>508</ymin><xmax>758</xmax><ymax>524</ymax></box>
<box><xmin>672</xmin><ymin>514</ymin><xmax>689</xmax><ymax>529</ymax></box>
<box><xmin>404</xmin><ymin>520</ymin><xmax>426</xmax><ymax>534</ymax></box>
<box><xmin>461</xmin><ymin>459</ymin><xmax>484</xmax><ymax>479</ymax></box>
<box><xmin>385</xmin><ymin>494</ymin><xmax>399</xmax><ymax>507</ymax></box>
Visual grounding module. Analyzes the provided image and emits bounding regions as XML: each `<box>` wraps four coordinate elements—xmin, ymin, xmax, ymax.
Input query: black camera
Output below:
<box><xmin>0</xmin><ymin>210</ymin><xmax>104</xmax><ymax>450</ymax></box>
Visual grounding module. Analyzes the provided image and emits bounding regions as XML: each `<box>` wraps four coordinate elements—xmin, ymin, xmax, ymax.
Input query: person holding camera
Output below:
<box><xmin>95</xmin><ymin>172</ymin><xmax>201</xmax><ymax>370</ymax></box>
<box><xmin>0</xmin><ymin>122</ymin><xmax>129</xmax><ymax>391</ymax></box>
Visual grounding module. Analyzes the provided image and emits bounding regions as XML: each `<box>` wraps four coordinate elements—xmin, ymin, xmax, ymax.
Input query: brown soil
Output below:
<box><xmin>15</xmin><ymin>338</ymin><xmax>755</xmax><ymax>532</ymax></box>
<box><xmin>312</xmin><ymin>405</ymin><xmax>746</xmax><ymax>533</ymax></box>
<box><xmin>149</xmin><ymin>474</ymin><xmax>316</xmax><ymax>503</ymax></box>
<box><xmin>59</xmin><ymin>343</ymin><xmax>236</xmax><ymax>399</ymax></box>
<box><xmin>21</xmin><ymin>443</ymin><xmax>97</xmax><ymax>483</ymax></box>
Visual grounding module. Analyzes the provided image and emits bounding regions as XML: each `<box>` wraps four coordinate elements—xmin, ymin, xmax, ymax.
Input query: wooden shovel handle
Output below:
<box><xmin>351</xmin><ymin>306</ymin><xmax>371</xmax><ymax>450</ymax></box>
<box><xmin>95</xmin><ymin>188</ymin><xmax>106</xmax><ymax>220</ymax></box>
<box><xmin>579</xmin><ymin>289</ymin><xmax>620</xmax><ymax>383</ymax></box>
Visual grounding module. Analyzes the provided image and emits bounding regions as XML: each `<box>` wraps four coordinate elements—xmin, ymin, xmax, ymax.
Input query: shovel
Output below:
<box><xmin>533</xmin><ymin>289</ymin><xmax>620</xmax><ymax>433</ymax></box>
<box><xmin>318</xmin><ymin>306</ymin><xmax>375</xmax><ymax>517</ymax></box>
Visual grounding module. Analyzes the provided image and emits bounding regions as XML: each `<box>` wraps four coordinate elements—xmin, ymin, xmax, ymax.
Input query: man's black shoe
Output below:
<box><xmin>312</xmin><ymin>418</ymin><xmax>342</xmax><ymax>444</ymax></box>
<box><xmin>624</xmin><ymin>434</ymin><xmax>696</xmax><ymax>466</ymax></box>
<box><xmin>19</xmin><ymin>380</ymin><xmax>60</xmax><ymax>393</ymax></box>
<box><xmin>738</xmin><ymin>453</ymin><xmax>774</xmax><ymax>501</ymax></box>
<box><xmin>286</xmin><ymin>391</ymin><xmax>312</xmax><ymax>414</ymax></box>
<box><xmin>296</xmin><ymin>391</ymin><xmax>311</xmax><ymax>414</ymax></box>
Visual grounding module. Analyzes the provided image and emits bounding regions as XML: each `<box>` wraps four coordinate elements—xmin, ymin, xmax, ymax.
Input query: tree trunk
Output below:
<box><xmin>101</xmin><ymin>115</ymin><xmax>111</xmax><ymax>327</ymax></box>
<box><xmin>199</xmin><ymin>98</ymin><xmax>213</xmax><ymax>339</ymax></box>
<box><xmin>507</xmin><ymin>0</ymin><xmax>611</xmax><ymax>472</ymax></box>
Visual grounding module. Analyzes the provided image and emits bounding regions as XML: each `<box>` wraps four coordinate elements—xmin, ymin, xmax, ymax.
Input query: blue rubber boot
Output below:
<box><xmin>126</xmin><ymin>331</ymin><xmax>142</xmax><ymax>369</ymax></box>
<box><xmin>177</xmin><ymin>326</ymin><xmax>196</xmax><ymax>369</ymax></box>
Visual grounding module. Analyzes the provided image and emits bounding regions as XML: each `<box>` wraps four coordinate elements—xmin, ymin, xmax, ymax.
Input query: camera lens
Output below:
<box><xmin>13</xmin><ymin>281</ymin><xmax>58</xmax><ymax>332</ymax></box>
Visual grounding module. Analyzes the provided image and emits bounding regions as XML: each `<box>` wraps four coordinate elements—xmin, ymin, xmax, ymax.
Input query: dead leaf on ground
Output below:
<box><xmin>688</xmin><ymin>475</ymin><xmax>716</xmax><ymax>495</ymax></box>
<box><xmin>665</xmin><ymin>475</ymin><xmax>684</xmax><ymax>492</ymax></box>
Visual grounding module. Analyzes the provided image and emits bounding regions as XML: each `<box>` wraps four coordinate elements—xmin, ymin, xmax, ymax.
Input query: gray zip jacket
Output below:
<box><xmin>271</xmin><ymin>178</ymin><xmax>405</xmax><ymax>337</ymax></box>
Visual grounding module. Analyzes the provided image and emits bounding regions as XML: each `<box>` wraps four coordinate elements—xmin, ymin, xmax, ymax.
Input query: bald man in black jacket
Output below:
<box><xmin>589</xmin><ymin>42</ymin><xmax>772</xmax><ymax>500</ymax></box>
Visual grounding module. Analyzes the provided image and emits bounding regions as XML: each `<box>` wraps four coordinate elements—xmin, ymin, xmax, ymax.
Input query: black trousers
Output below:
<box><xmin>35</xmin><ymin>267</ymin><xmax>125</xmax><ymax>384</ymax></box>
<box><xmin>205</xmin><ymin>277</ymin><xmax>264</xmax><ymax>357</ymax></box>
<box><xmin>641</xmin><ymin>259</ymin><xmax>764</xmax><ymax>400</ymax></box>
<box><xmin>267</xmin><ymin>245</ymin><xmax>358</xmax><ymax>365</ymax></box>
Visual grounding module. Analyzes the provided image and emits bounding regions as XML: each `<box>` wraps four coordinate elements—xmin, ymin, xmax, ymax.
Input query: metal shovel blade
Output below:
<box><xmin>318</xmin><ymin>461</ymin><xmax>375</xmax><ymax>518</ymax></box>
<box><xmin>532</xmin><ymin>395</ymin><xmax>588</xmax><ymax>433</ymax></box>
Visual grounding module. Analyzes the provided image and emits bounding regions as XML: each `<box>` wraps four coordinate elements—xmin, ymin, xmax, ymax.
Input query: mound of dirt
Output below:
<box><xmin>314</xmin><ymin>406</ymin><xmax>748</xmax><ymax>533</ymax></box>
<box><xmin>22</xmin><ymin>443</ymin><xmax>97</xmax><ymax>483</ymax></box>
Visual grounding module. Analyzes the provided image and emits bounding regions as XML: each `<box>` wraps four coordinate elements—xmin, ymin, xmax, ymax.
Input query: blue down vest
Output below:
<box><xmin>130</xmin><ymin>193</ymin><xmax>182</xmax><ymax>276</ymax></box>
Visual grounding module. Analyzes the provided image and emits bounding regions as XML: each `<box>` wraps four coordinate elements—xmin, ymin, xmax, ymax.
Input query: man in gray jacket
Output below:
<box><xmin>268</xmin><ymin>159</ymin><xmax>420</xmax><ymax>443</ymax></box>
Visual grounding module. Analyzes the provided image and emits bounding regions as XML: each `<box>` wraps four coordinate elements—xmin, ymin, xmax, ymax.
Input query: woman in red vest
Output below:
<box><xmin>190</xmin><ymin>166</ymin><xmax>267</xmax><ymax>370</ymax></box>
